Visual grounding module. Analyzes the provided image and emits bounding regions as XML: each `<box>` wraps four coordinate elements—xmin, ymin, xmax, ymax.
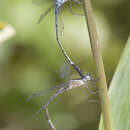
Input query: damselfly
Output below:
<box><xmin>33</xmin><ymin>0</ymin><xmax>85</xmax><ymax>78</ymax></box>
<box><xmin>27</xmin><ymin>62</ymin><xmax>99</xmax><ymax>129</ymax></box>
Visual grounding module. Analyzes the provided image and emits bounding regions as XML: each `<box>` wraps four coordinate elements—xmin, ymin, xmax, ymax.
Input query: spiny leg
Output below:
<box><xmin>87</xmin><ymin>86</ymin><xmax>100</xmax><ymax>102</ymax></box>
<box><xmin>89</xmin><ymin>76</ymin><xmax>104</xmax><ymax>94</ymax></box>
<box><xmin>85</xmin><ymin>81</ymin><xmax>104</xmax><ymax>103</ymax></box>
<box><xmin>37</xmin><ymin>4</ymin><xmax>55</xmax><ymax>24</ymax></box>
<box><xmin>85</xmin><ymin>84</ymin><xmax>100</xmax><ymax>95</ymax></box>
<box><xmin>69</xmin><ymin>0</ymin><xmax>84</xmax><ymax>16</ymax></box>
<box><xmin>55</xmin><ymin>4</ymin><xmax>84</xmax><ymax>79</ymax></box>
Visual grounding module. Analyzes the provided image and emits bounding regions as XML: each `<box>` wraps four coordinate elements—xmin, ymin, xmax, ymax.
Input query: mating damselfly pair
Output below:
<box><xmin>27</xmin><ymin>0</ymin><xmax>99</xmax><ymax>129</ymax></box>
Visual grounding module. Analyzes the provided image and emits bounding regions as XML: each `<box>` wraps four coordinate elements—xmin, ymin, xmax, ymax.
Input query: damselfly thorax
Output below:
<box><xmin>55</xmin><ymin>0</ymin><xmax>68</xmax><ymax>7</ymax></box>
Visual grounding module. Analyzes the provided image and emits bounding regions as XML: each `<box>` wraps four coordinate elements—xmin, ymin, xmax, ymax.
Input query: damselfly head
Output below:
<box><xmin>83</xmin><ymin>74</ymin><xmax>93</xmax><ymax>81</ymax></box>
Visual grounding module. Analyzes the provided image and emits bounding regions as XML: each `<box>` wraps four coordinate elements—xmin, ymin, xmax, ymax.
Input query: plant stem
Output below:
<box><xmin>82</xmin><ymin>0</ymin><xmax>114</xmax><ymax>130</ymax></box>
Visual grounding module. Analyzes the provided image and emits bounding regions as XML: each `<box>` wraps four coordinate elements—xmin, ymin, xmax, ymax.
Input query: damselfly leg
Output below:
<box><xmin>69</xmin><ymin>0</ymin><xmax>85</xmax><ymax>16</ymax></box>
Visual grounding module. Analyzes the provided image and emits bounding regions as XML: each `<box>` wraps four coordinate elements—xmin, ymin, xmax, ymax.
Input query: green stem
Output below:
<box><xmin>82</xmin><ymin>0</ymin><xmax>114</xmax><ymax>130</ymax></box>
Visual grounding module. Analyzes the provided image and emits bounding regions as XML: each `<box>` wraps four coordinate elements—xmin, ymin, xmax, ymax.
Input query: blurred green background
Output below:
<box><xmin>0</xmin><ymin>0</ymin><xmax>129</xmax><ymax>130</ymax></box>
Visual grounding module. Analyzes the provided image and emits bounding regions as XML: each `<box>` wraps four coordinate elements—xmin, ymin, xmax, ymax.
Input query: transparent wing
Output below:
<box><xmin>58</xmin><ymin>7</ymin><xmax>64</xmax><ymax>37</ymax></box>
<box><xmin>37</xmin><ymin>4</ymin><xmax>55</xmax><ymax>23</ymax></box>
<box><xmin>59</xmin><ymin>61</ymin><xmax>70</xmax><ymax>80</ymax></box>
<box><xmin>26</xmin><ymin>83</ymin><xmax>67</xmax><ymax>101</ymax></box>
<box><xmin>32</xmin><ymin>0</ymin><xmax>49</xmax><ymax>6</ymax></box>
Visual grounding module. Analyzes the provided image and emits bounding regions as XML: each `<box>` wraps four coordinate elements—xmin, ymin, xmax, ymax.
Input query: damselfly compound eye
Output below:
<box><xmin>84</xmin><ymin>74</ymin><xmax>93</xmax><ymax>81</ymax></box>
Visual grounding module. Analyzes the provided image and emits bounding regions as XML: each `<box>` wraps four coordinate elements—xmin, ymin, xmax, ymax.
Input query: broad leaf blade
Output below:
<box><xmin>99</xmin><ymin>36</ymin><xmax>130</xmax><ymax>130</ymax></box>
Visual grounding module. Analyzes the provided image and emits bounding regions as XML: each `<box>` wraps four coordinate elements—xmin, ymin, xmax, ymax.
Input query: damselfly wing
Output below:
<box><xmin>27</xmin><ymin>62</ymin><xmax>70</xmax><ymax>101</ymax></box>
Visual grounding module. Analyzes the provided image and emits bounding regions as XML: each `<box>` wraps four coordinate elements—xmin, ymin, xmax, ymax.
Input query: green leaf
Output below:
<box><xmin>99</xmin><ymin>36</ymin><xmax>130</xmax><ymax>130</ymax></box>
